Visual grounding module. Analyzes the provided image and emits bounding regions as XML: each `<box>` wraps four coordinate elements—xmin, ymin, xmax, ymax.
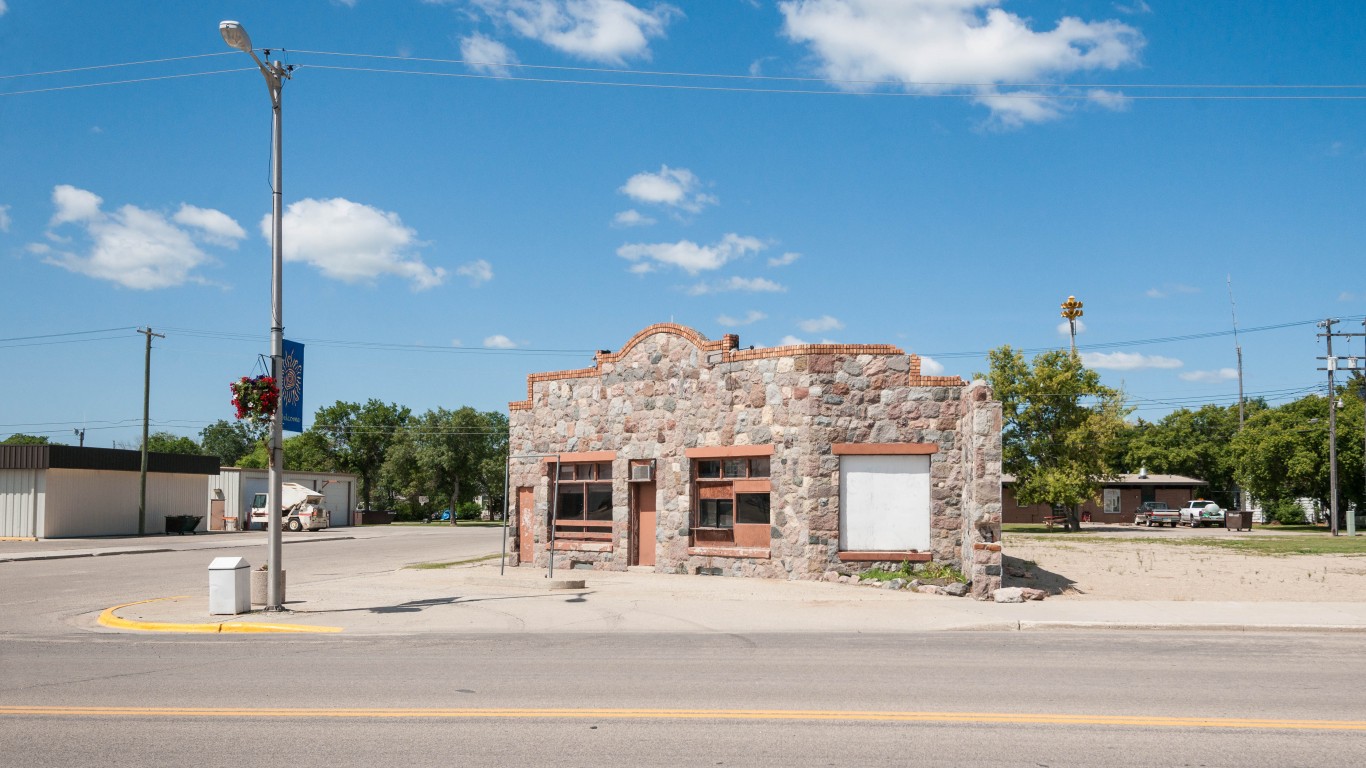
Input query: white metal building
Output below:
<box><xmin>0</xmin><ymin>445</ymin><xmax>220</xmax><ymax>538</ymax></box>
<box><xmin>208</xmin><ymin>467</ymin><xmax>358</xmax><ymax>530</ymax></box>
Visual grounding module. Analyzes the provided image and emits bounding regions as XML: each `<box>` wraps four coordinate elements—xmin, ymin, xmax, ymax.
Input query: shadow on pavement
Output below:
<box><xmin>298</xmin><ymin>591</ymin><xmax>595</xmax><ymax>615</ymax></box>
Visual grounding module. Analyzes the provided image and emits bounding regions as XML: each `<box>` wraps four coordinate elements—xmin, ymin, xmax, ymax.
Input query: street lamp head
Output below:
<box><xmin>219</xmin><ymin>20</ymin><xmax>253</xmax><ymax>53</ymax></box>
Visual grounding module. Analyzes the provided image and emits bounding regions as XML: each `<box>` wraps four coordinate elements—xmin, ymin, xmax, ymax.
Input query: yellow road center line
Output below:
<box><xmin>0</xmin><ymin>706</ymin><xmax>1362</xmax><ymax>731</ymax></box>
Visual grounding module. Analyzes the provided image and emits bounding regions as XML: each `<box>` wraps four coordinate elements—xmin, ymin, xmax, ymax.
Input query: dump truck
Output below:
<box><xmin>248</xmin><ymin>482</ymin><xmax>331</xmax><ymax>532</ymax></box>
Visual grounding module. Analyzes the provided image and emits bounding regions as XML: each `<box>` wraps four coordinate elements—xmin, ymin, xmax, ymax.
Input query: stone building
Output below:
<box><xmin>506</xmin><ymin>323</ymin><xmax>1003</xmax><ymax>598</ymax></box>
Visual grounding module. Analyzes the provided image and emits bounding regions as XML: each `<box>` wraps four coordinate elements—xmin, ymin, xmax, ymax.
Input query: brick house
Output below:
<box><xmin>506</xmin><ymin>323</ymin><xmax>1004</xmax><ymax>598</ymax></box>
<box><xmin>1002</xmin><ymin>472</ymin><xmax>1207</xmax><ymax>524</ymax></box>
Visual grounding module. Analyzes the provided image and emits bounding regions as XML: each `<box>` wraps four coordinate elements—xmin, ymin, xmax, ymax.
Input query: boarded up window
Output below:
<box><xmin>839</xmin><ymin>454</ymin><xmax>931</xmax><ymax>551</ymax></box>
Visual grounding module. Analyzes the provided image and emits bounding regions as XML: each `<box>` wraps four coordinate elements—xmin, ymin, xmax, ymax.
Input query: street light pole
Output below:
<box><xmin>221</xmin><ymin>20</ymin><xmax>291</xmax><ymax>610</ymax></box>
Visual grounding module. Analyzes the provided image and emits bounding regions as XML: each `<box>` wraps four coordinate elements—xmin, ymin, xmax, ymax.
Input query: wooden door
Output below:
<box><xmin>517</xmin><ymin>487</ymin><xmax>535</xmax><ymax>565</ymax></box>
<box><xmin>633</xmin><ymin>482</ymin><xmax>657</xmax><ymax>567</ymax></box>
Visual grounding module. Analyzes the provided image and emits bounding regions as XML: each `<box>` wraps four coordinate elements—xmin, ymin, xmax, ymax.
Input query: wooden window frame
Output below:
<box><xmin>691</xmin><ymin>454</ymin><xmax>772</xmax><ymax>551</ymax></box>
<box><xmin>550</xmin><ymin>461</ymin><xmax>614</xmax><ymax>548</ymax></box>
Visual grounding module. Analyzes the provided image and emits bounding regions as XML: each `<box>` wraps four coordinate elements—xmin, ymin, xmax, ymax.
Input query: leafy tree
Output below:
<box><xmin>143</xmin><ymin>431</ymin><xmax>202</xmax><ymax>455</ymax></box>
<box><xmin>313</xmin><ymin>399</ymin><xmax>411</xmax><ymax>511</ymax></box>
<box><xmin>235</xmin><ymin>430</ymin><xmax>337</xmax><ymax>472</ymax></box>
<box><xmin>199</xmin><ymin>419</ymin><xmax>257</xmax><ymax>467</ymax></box>
<box><xmin>1</xmin><ymin>434</ymin><xmax>50</xmax><ymax>445</ymax></box>
<box><xmin>1231</xmin><ymin>392</ymin><xmax>1364</xmax><ymax>525</ymax></box>
<box><xmin>385</xmin><ymin>408</ymin><xmax>508</xmax><ymax>524</ymax></box>
<box><xmin>982</xmin><ymin>346</ymin><xmax>1128</xmax><ymax>532</ymax></box>
<box><xmin>1122</xmin><ymin>401</ymin><xmax>1267</xmax><ymax>508</ymax></box>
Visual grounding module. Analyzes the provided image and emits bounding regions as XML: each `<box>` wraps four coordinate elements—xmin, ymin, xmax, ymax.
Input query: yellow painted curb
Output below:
<box><xmin>0</xmin><ymin>536</ymin><xmax>38</xmax><ymax>541</ymax></box>
<box><xmin>97</xmin><ymin>597</ymin><xmax>342</xmax><ymax>634</ymax></box>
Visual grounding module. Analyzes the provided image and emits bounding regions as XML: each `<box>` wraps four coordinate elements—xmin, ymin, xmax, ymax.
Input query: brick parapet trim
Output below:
<box><xmin>507</xmin><ymin>323</ymin><xmax>965</xmax><ymax>410</ymax></box>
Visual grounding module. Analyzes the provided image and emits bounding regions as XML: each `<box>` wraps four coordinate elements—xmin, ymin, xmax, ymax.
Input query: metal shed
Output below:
<box><xmin>0</xmin><ymin>446</ymin><xmax>220</xmax><ymax>538</ymax></box>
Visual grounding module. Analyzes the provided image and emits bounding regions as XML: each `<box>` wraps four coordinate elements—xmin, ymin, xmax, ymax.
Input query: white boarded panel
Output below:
<box><xmin>839</xmin><ymin>454</ymin><xmax>931</xmax><ymax>551</ymax></box>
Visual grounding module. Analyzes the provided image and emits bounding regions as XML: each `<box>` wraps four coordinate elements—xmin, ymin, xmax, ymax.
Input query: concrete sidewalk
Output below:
<box><xmin>90</xmin><ymin>560</ymin><xmax>1366</xmax><ymax>636</ymax></box>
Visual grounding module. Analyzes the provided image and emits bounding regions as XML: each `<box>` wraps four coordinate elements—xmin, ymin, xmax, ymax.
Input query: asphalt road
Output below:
<box><xmin>3</xmin><ymin>527</ymin><xmax>1365</xmax><ymax>767</ymax></box>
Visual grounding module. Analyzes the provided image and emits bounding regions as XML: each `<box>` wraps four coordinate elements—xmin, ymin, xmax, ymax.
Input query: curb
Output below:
<box><xmin>1016</xmin><ymin>621</ymin><xmax>1366</xmax><ymax>633</ymax></box>
<box><xmin>0</xmin><ymin>535</ymin><xmax>355</xmax><ymax>564</ymax></box>
<box><xmin>97</xmin><ymin>597</ymin><xmax>343</xmax><ymax>634</ymax></box>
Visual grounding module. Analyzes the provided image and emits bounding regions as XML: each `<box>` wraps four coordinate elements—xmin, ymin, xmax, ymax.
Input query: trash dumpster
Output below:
<box><xmin>1225</xmin><ymin>512</ymin><xmax>1251</xmax><ymax>531</ymax></box>
<box><xmin>164</xmin><ymin>515</ymin><xmax>202</xmax><ymax>535</ymax></box>
<box><xmin>208</xmin><ymin>556</ymin><xmax>251</xmax><ymax>615</ymax></box>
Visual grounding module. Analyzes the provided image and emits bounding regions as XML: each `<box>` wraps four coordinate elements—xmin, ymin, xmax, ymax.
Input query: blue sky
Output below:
<box><xmin>2</xmin><ymin>1</ymin><xmax>1364</xmax><ymax>449</ymax></box>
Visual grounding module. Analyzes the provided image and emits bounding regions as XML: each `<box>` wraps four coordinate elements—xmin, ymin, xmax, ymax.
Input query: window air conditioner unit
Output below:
<box><xmin>629</xmin><ymin>463</ymin><xmax>654</xmax><ymax>482</ymax></box>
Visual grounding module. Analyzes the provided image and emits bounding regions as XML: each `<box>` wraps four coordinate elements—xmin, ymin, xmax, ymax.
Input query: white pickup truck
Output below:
<box><xmin>1179</xmin><ymin>500</ymin><xmax>1225</xmax><ymax>528</ymax></box>
<box><xmin>249</xmin><ymin>483</ymin><xmax>331</xmax><ymax>532</ymax></box>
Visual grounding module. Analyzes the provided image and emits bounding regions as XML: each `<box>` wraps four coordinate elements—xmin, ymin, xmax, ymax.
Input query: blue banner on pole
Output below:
<box><xmin>281</xmin><ymin>339</ymin><xmax>304</xmax><ymax>433</ymax></box>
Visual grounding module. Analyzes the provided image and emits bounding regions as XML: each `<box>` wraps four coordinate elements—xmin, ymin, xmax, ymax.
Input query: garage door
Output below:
<box><xmin>838</xmin><ymin>454</ymin><xmax>931</xmax><ymax>551</ymax></box>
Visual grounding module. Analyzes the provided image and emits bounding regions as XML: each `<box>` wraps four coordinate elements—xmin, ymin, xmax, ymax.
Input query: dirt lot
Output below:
<box><xmin>1003</xmin><ymin>525</ymin><xmax>1366</xmax><ymax>601</ymax></box>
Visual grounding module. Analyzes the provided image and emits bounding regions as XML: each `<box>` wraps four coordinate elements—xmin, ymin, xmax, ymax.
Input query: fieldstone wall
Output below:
<box><xmin>507</xmin><ymin>324</ymin><xmax>1002</xmax><ymax>596</ymax></box>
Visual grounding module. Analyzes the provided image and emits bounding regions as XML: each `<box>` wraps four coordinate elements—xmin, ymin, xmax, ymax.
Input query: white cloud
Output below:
<box><xmin>613</xmin><ymin>209</ymin><xmax>656</xmax><ymax>227</ymax></box>
<box><xmin>1146</xmin><ymin>283</ymin><xmax>1199</xmax><ymax>299</ymax></box>
<box><xmin>1180</xmin><ymin>368</ymin><xmax>1239</xmax><ymax>383</ymax></box>
<box><xmin>618</xmin><ymin>233</ymin><xmax>764</xmax><ymax>275</ymax></box>
<box><xmin>470</xmin><ymin>0</ymin><xmax>679</xmax><ymax>63</ymax></box>
<box><xmin>1340</xmin><ymin>291</ymin><xmax>1360</xmax><ymax>302</ymax></box>
<box><xmin>717</xmin><ymin>310</ymin><xmax>766</xmax><ymax>326</ymax></box>
<box><xmin>1113</xmin><ymin>1</ymin><xmax>1152</xmax><ymax>14</ymax></box>
<box><xmin>687</xmin><ymin>276</ymin><xmax>786</xmax><ymax>296</ymax></box>
<box><xmin>920</xmin><ymin>355</ymin><xmax>945</xmax><ymax>376</ymax></box>
<box><xmin>456</xmin><ymin>259</ymin><xmax>494</xmax><ymax>285</ymax></box>
<box><xmin>1081</xmin><ymin>351</ymin><xmax>1182</xmax><ymax>371</ymax></box>
<box><xmin>1087</xmin><ymin>88</ymin><xmax>1130</xmax><ymax>111</ymax></box>
<box><xmin>1057</xmin><ymin>318</ymin><xmax>1087</xmax><ymax>336</ymax></box>
<box><xmin>619</xmin><ymin>166</ymin><xmax>716</xmax><ymax>213</ymax></box>
<box><xmin>767</xmin><ymin>251</ymin><xmax>800</xmax><ymax>267</ymax></box>
<box><xmin>172</xmin><ymin>204</ymin><xmax>246</xmax><ymax>247</ymax></box>
<box><xmin>798</xmin><ymin>315</ymin><xmax>844</xmax><ymax>333</ymax></box>
<box><xmin>484</xmin><ymin>334</ymin><xmax>519</xmax><ymax>349</ymax></box>
<box><xmin>778</xmin><ymin>335</ymin><xmax>806</xmax><ymax>346</ymax></box>
<box><xmin>461</xmin><ymin>32</ymin><xmax>519</xmax><ymax>76</ymax></box>
<box><xmin>0</xmin><ymin>1</ymin><xmax>8</xmax><ymax>17</ymax></box>
<box><xmin>38</xmin><ymin>185</ymin><xmax>235</xmax><ymax>290</ymax></box>
<box><xmin>779</xmin><ymin>0</ymin><xmax>1143</xmax><ymax>126</ymax></box>
<box><xmin>0</xmin><ymin>205</ymin><xmax>10</xmax><ymax>232</ymax></box>
<box><xmin>50</xmin><ymin>185</ymin><xmax>103</xmax><ymax>226</ymax></box>
<box><xmin>268</xmin><ymin>198</ymin><xmax>447</xmax><ymax>290</ymax></box>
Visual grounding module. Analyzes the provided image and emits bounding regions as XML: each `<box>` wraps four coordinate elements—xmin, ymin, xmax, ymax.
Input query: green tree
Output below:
<box><xmin>143</xmin><ymin>431</ymin><xmax>202</xmax><ymax>455</ymax></box>
<box><xmin>982</xmin><ymin>346</ymin><xmax>1129</xmax><ymax>532</ymax></box>
<box><xmin>199</xmin><ymin>419</ymin><xmax>257</xmax><ymax>466</ymax></box>
<box><xmin>1230</xmin><ymin>393</ymin><xmax>1364</xmax><ymax>525</ymax></box>
<box><xmin>313</xmin><ymin>399</ymin><xmax>411</xmax><ymax>511</ymax></box>
<box><xmin>1123</xmin><ymin>401</ymin><xmax>1266</xmax><ymax>508</ymax></box>
<box><xmin>386</xmin><ymin>408</ymin><xmax>508</xmax><ymax>523</ymax></box>
<box><xmin>235</xmin><ymin>430</ymin><xmax>337</xmax><ymax>472</ymax></box>
<box><xmin>1</xmin><ymin>434</ymin><xmax>50</xmax><ymax>445</ymax></box>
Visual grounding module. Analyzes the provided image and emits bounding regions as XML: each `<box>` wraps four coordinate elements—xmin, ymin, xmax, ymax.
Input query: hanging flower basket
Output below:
<box><xmin>231</xmin><ymin>375</ymin><xmax>280</xmax><ymax>422</ymax></box>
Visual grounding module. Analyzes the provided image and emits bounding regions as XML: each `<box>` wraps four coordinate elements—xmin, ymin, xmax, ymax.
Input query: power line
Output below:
<box><xmin>0</xmin><ymin>68</ymin><xmax>251</xmax><ymax>97</ymax></box>
<box><xmin>10</xmin><ymin>51</ymin><xmax>1366</xmax><ymax>101</ymax></box>
<box><xmin>294</xmin><ymin>62</ymin><xmax>1366</xmax><ymax>101</ymax></box>
<box><xmin>0</xmin><ymin>52</ymin><xmax>236</xmax><ymax>80</ymax></box>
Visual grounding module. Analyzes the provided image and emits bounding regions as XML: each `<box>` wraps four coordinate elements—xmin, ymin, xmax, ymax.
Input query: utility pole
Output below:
<box><xmin>1316</xmin><ymin>319</ymin><xmax>1366</xmax><ymax>537</ymax></box>
<box><xmin>137</xmin><ymin>327</ymin><xmax>165</xmax><ymax>535</ymax></box>
<box><xmin>1228</xmin><ymin>276</ymin><xmax>1246</xmax><ymax>514</ymax></box>
<box><xmin>73</xmin><ymin>428</ymin><xmax>85</xmax><ymax>447</ymax></box>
